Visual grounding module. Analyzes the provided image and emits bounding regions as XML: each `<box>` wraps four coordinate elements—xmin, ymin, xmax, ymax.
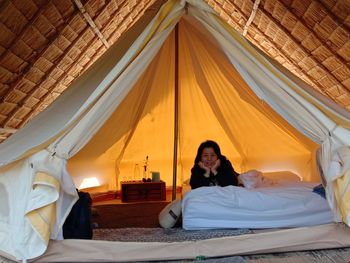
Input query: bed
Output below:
<box><xmin>182</xmin><ymin>177</ymin><xmax>334</xmax><ymax>230</ymax></box>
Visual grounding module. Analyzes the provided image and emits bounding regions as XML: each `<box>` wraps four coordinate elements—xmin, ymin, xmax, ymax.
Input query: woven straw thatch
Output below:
<box><xmin>0</xmin><ymin>0</ymin><xmax>349</xmax><ymax>142</ymax></box>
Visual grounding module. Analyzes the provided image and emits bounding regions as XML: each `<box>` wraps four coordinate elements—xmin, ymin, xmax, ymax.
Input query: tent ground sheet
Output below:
<box><xmin>12</xmin><ymin>223</ymin><xmax>350</xmax><ymax>262</ymax></box>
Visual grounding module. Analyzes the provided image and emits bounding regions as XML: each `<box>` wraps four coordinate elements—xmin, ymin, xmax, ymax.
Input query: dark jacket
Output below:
<box><xmin>190</xmin><ymin>157</ymin><xmax>239</xmax><ymax>189</ymax></box>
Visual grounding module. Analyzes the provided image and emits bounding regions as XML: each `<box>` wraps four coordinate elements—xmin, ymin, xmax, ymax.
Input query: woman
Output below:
<box><xmin>190</xmin><ymin>140</ymin><xmax>239</xmax><ymax>189</ymax></box>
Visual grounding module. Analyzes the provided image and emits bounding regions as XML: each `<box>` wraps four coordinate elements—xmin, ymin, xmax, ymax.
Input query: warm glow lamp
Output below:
<box><xmin>78</xmin><ymin>177</ymin><xmax>101</xmax><ymax>190</ymax></box>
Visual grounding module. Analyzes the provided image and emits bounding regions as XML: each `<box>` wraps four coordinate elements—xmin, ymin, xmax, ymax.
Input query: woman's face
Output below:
<box><xmin>200</xmin><ymin>147</ymin><xmax>218</xmax><ymax>168</ymax></box>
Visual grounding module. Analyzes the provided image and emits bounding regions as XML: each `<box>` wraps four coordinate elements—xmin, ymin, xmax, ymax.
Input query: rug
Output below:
<box><xmin>93</xmin><ymin>227</ymin><xmax>253</xmax><ymax>242</ymax></box>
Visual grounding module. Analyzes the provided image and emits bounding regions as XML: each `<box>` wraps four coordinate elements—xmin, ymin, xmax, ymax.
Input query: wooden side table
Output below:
<box><xmin>120</xmin><ymin>181</ymin><xmax>166</xmax><ymax>202</ymax></box>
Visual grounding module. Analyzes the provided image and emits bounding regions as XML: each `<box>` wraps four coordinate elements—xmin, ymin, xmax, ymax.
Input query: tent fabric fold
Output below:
<box><xmin>0</xmin><ymin>150</ymin><xmax>78</xmax><ymax>260</ymax></box>
<box><xmin>0</xmin><ymin>0</ymin><xmax>350</xmax><ymax>260</ymax></box>
<box><xmin>25</xmin><ymin>171</ymin><xmax>60</xmax><ymax>244</ymax></box>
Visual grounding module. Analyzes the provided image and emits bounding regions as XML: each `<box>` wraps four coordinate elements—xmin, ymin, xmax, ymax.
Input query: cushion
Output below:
<box><xmin>159</xmin><ymin>199</ymin><xmax>182</xmax><ymax>229</ymax></box>
<box><xmin>263</xmin><ymin>171</ymin><xmax>301</xmax><ymax>182</ymax></box>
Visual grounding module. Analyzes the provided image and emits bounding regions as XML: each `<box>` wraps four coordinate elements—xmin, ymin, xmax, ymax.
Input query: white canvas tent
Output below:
<box><xmin>1</xmin><ymin>0</ymin><xmax>350</xmax><ymax>261</ymax></box>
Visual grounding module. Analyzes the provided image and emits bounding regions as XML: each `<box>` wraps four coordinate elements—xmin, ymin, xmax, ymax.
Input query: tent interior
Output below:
<box><xmin>68</xmin><ymin>16</ymin><xmax>319</xmax><ymax>194</ymax></box>
<box><xmin>2</xmin><ymin>0</ymin><xmax>350</xmax><ymax>262</ymax></box>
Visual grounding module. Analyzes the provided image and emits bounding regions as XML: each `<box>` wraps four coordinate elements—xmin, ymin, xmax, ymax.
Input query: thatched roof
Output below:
<box><xmin>0</xmin><ymin>0</ymin><xmax>349</xmax><ymax>142</ymax></box>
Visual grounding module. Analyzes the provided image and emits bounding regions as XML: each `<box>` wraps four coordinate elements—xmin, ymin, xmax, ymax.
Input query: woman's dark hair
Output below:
<box><xmin>194</xmin><ymin>140</ymin><xmax>222</xmax><ymax>164</ymax></box>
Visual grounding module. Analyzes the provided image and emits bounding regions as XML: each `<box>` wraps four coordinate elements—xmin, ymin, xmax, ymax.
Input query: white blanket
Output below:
<box><xmin>182</xmin><ymin>182</ymin><xmax>334</xmax><ymax>230</ymax></box>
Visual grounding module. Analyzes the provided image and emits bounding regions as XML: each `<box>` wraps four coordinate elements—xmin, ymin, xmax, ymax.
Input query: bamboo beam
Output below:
<box><xmin>73</xmin><ymin>0</ymin><xmax>110</xmax><ymax>48</ymax></box>
<box><xmin>0</xmin><ymin>128</ymin><xmax>17</xmax><ymax>133</ymax></box>
<box><xmin>243</xmin><ymin>0</ymin><xmax>261</xmax><ymax>36</ymax></box>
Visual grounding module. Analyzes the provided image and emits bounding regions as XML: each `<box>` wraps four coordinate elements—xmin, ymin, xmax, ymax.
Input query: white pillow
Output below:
<box><xmin>159</xmin><ymin>199</ymin><xmax>182</xmax><ymax>229</ymax></box>
<box><xmin>239</xmin><ymin>170</ymin><xmax>277</xmax><ymax>189</ymax></box>
<box><xmin>239</xmin><ymin>170</ymin><xmax>263</xmax><ymax>189</ymax></box>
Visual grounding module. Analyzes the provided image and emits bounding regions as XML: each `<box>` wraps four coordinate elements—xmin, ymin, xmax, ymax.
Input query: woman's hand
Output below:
<box><xmin>198</xmin><ymin>161</ymin><xmax>210</xmax><ymax>178</ymax></box>
<box><xmin>211</xmin><ymin>159</ymin><xmax>221</xmax><ymax>175</ymax></box>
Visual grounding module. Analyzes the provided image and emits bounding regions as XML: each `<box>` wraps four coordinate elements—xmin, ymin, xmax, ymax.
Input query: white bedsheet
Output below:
<box><xmin>182</xmin><ymin>182</ymin><xmax>334</xmax><ymax>230</ymax></box>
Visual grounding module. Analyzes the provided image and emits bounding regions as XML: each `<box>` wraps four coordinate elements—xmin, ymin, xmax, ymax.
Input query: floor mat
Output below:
<box><xmin>93</xmin><ymin>227</ymin><xmax>253</xmax><ymax>242</ymax></box>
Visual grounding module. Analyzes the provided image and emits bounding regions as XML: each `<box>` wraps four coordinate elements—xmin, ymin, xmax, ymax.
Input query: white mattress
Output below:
<box><xmin>182</xmin><ymin>182</ymin><xmax>334</xmax><ymax>230</ymax></box>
